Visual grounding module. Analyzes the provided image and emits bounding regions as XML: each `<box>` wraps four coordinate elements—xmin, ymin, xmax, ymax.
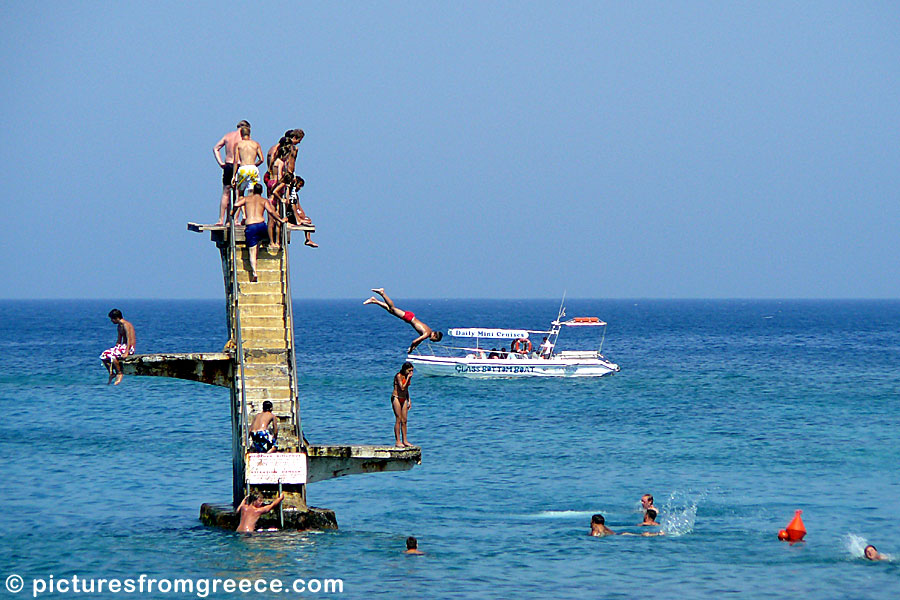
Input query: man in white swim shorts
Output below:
<box><xmin>99</xmin><ymin>308</ymin><xmax>136</xmax><ymax>385</ymax></box>
<box><xmin>232</xmin><ymin>126</ymin><xmax>264</xmax><ymax>197</ymax></box>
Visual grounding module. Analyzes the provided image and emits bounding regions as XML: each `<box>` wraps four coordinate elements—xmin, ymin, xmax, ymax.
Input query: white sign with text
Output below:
<box><xmin>246</xmin><ymin>452</ymin><xmax>308</xmax><ymax>484</ymax></box>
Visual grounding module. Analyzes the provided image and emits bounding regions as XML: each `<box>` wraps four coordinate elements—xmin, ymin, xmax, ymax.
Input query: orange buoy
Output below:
<box><xmin>784</xmin><ymin>510</ymin><xmax>806</xmax><ymax>542</ymax></box>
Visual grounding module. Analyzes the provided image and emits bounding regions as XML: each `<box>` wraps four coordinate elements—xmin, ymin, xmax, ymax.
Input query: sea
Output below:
<box><xmin>1</xmin><ymin>299</ymin><xmax>898</xmax><ymax>599</ymax></box>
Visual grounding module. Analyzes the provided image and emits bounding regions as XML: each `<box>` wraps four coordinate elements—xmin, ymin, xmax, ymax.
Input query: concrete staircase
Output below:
<box><xmin>233</xmin><ymin>244</ymin><xmax>300</xmax><ymax>449</ymax></box>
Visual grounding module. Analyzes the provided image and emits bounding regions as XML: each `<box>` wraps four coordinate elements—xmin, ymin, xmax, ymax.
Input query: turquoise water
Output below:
<box><xmin>1</xmin><ymin>299</ymin><xmax>899</xmax><ymax>598</ymax></box>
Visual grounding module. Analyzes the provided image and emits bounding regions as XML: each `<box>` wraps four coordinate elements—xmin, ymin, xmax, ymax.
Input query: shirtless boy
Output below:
<box><xmin>404</xmin><ymin>536</ymin><xmax>424</xmax><ymax>555</ymax></box>
<box><xmin>99</xmin><ymin>309</ymin><xmax>136</xmax><ymax>385</ymax></box>
<box><xmin>266</xmin><ymin>130</ymin><xmax>299</xmax><ymax>171</ymax></box>
<box><xmin>249</xmin><ymin>400</ymin><xmax>279</xmax><ymax>453</ymax></box>
<box><xmin>232</xmin><ymin>184</ymin><xmax>287</xmax><ymax>282</ymax></box>
<box><xmin>590</xmin><ymin>513</ymin><xmax>665</xmax><ymax>537</ymax></box>
<box><xmin>213</xmin><ymin>120</ymin><xmax>250</xmax><ymax>225</ymax></box>
<box><xmin>236</xmin><ymin>492</ymin><xmax>285</xmax><ymax>533</ymax></box>
<box><xmin>284</xmin><ymin>129</ymin><xmax>304</xmax><ymax>174</ymax></box>
<box><xmin>391</xmin><ymin>362</ymin><xmax>414</xmax><ymax>447</ymax></box>
<box><xmin>639</xmin><ymin>494</ymin><xmax>660</xmax><ymax>526</ymax></box>
<box><xmin>364</xmin><ymin>288</ymin><xmax>443</xmax><ymax>353</ymax></box>
<box><xmin>232</xmin><ymin>126</ymin><xmax>265</xmax><ymax>197</ymax></box>
<box><xmin>590</xmin><ymin>514</ymin><xmax>617</xmax><ymax>537</ymax></box>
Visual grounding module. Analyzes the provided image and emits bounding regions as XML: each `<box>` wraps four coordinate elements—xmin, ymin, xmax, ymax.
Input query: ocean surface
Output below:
<box><xmin>1</xmin><ymin>299</ymin><xmax>899</xmax><ymax>599</ymax></box>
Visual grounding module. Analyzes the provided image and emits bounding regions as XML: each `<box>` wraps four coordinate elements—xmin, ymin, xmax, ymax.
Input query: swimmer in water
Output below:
<box><xmin>236</xmin><ymin>492</ymin><xmax>285</xmax><ymax>533</ymax></box>
<box><xmin>639</xmin><ymin>494</ymin><xmax>660</xmax><ymax>526</ymax></box>
<box><xmin>590</xmin><ymin>514</ymin><xmax>616</xmax><ymax>537</ymax></box>
<box><xmin>404</xmin><ymin>536</ymin><xmax>424</xmax><ymax>555</ymax></box>
<box><xmin>590</xmin><ymin>513</ymin><xmax>665</xmax><ymax>538</ymax></box>
<box><xmin>864</xmin><ymin>545</ymin><xmax>886</xmax><ymax>561</ymax></box>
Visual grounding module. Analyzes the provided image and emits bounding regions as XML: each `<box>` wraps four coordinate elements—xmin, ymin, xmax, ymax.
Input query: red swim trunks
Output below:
<box><xmin>402</xmin><ymin>311</ymin><xmax>415</xmax><ymax>323</ymax></box>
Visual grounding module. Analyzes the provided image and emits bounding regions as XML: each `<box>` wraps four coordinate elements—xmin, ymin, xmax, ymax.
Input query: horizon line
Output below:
<box><xmin>2</xmin><ymin>297</ymin><xmax>900</xmax><ymax>302</ymax></box>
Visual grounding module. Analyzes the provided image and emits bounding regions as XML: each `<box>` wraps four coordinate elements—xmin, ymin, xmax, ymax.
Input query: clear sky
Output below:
<box><xmin>2</xmin><ymin>1</ymin><xmax>898</xmax><ymax>299</ymax></box>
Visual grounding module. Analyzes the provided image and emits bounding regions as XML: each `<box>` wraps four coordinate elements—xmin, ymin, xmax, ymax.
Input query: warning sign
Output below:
<box><xmin>246</xmin><ymin>452</ymin><xmax>308</xmax><ymax>484</ymax></box>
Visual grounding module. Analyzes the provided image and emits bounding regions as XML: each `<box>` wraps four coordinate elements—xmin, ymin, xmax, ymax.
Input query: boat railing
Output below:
<box><xmin>411</xmin><ymin>344</ymin><xmax>546</xmax><ymax>360</ymax></box>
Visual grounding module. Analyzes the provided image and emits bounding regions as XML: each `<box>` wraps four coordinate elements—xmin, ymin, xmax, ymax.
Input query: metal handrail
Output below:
<box><xmin>279</xmin><ymin>204</ymin><xmax>304</xmax><ymax>449</ymax></box>
<box><xmin>229</xmin><ymin>188</ymin><xmax>250</xmax><ymax>459</ymax></box>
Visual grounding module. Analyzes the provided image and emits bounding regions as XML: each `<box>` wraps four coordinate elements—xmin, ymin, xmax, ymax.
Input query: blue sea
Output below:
<box><xmin>1</xmin><ymin>299</ymin><xmax>899</xmax><ymax>599</ymax></box>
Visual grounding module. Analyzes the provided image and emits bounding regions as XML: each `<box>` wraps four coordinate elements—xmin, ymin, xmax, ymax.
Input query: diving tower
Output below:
<box><xmin>120</xmin><ymin>220</ymin><xmax>420</xmax><ymax>530</ymax></box>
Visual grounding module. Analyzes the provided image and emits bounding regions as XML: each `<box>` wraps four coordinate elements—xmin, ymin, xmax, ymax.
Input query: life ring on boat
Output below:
<box><xmin>511</xmin><ymin>338</ymin><xmax>532</xmax><ymax>354</ymax></box>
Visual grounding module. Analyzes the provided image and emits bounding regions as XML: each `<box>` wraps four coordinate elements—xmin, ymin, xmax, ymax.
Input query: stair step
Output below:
<box><xmin>243</xmin><ymin>338</ymin><xmax>287</xmax><ymax>350</ymax></box>
<box><xmin>244</xmin><ymin>389</ymin><xmax>292</xmax><ymax>401</ymax></box>
<box><xmin>237</xmin><ymin>293</ymin><xmax>285</xmax><ymax>305</ymax></box>
<box><xmin>242</xmin><ymin>349</ymin><xmax>289</xmax><ymax>363</ymax></box>
<box><xmin>238</xmin><ymin>304</ymin><xmax>284</xmax><ymax>317</ymax></box>
<box><xmin>241</xmin><ymin>380</ymin><xmax>292</xmax><ymax>391</ymax></box>
<box><xmin>236</xmin><ymin>270</ymin><xmax>283</xmax><ymax>284</ymax></box>
<box><xmin>240</xmin><ymin>315</ymin><xmax>285</xmax><ymax>328</ymax></box>
<box><xmin>238</xmin><ymin>282</ymin><xmax>282</xmax><ymax>295</ymax></box>
<box><xmin>241</xmin><ymin>364</ymin><xmax>290</xmax><ymax>378</ymax></box>
<box><xmin>246</xmin><ymin>400</ymin><xmax>294</xmax><ymax>416</ymax></box>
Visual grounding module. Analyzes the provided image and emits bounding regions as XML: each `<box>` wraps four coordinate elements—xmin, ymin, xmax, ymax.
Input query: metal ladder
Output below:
<box><xmin>278</xmin><ymin>200</ymin><xmax>304</xmax><ymax>448</ymax></box>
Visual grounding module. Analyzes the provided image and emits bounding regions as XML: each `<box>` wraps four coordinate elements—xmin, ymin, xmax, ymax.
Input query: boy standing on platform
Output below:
<box><xmin>232</xmin><ymin>184</ymin><xmax>287</xmax><ymax>282</ymax></box>
<box><xmin>232</xmin><ymin>126</ymin><xmax>264</xmax><ymax>197</ymax></box>
<box><xmin>213</xmin><ymin>119</ymin><xmax>250</xmax><ymax>225</ymax></box>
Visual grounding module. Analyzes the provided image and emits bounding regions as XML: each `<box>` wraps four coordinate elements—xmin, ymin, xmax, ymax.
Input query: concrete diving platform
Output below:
<box><xmin>200</xmin><ymin>503</ymin><xmax>338</xmax><ymax>531</ymax></box>
<box><xmin>120</xmin><ymin>353</ymin><xmax>232</xmax><ymax>387</ymax></box>
<box><xmin>199</xmin><ymin>445</ymin><xmax>421</xmax><ymax>530</ymax></box>
<box><xmin>114</xmin><ymin>219</ymin><xmax>424</xmax><ymax>531</ymax></box>
<box><xmin>306</xmin><ymin>444</ymin><xmax>422</xmax><ymax>484</ymax></box>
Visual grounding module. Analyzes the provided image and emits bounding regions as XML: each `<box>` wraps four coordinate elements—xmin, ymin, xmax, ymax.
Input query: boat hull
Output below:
<box><xmin>406</xmin><ymin>355</ymin><xmax>619</xmax><ymax>378</ymax></box>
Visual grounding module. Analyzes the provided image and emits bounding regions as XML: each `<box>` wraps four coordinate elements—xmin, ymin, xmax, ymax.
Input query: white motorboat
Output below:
<box><xmin>407</xmin><ymin>303</ymin><xmax>619</xmax><ymax>378</ymax></box>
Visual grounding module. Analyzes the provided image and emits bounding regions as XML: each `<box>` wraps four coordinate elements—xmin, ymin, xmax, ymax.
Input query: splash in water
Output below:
<box><xmin>659</xmin><ymin>490</ymin><xmax>706</xmax><ymax>537</ymax></box>
<box><xmin>844</xmin><ymin>533</ymin><xmax>893</xmax><ymax>561</ymax></box>
<box><xmin>530</xmin><ymin>510</ymin><xmax>600</xmax><ymax>520</ymax></box>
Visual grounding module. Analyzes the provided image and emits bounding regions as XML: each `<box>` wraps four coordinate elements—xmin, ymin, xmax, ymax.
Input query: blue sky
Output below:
<box><xmin>2</xmin><ymin>1</ymin><xmax>898</xmax><ymax>299</ymax></box>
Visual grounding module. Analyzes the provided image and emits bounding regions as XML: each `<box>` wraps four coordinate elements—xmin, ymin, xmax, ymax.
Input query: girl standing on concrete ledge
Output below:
<box><xmin>391</xmin><ymin>362</ymin><xmax>414</xmax><ymax>447</ymax></box>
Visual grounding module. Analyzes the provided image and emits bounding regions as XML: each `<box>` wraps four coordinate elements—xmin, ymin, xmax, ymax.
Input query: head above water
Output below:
<box><xmin>406</xmin><ymin>536</ymin><xmax>417</xmax><ymax>550</ymax></box>
<box><xmin>645</xmin><ymin>508</ymin><xmax>658</xmax><ymax>522</ymax></box>
<box><xmin>641</xmin><ymin>494</ymin><xmax>654</xmax><ymax>507</ymax></box>
<box><xmin>108</xmin><ymin>308</ymin><xmax>123</xmax><ymax>322</ymax></box>
<box><xmin>864</xmin><ymin>545</ymin><xmax>881</xmax><ymax>560</ymax></box>
<box><xmin>591</xmin><ymin>514</ymin><xmax>605</xmax><ymax>525</ymax></box>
